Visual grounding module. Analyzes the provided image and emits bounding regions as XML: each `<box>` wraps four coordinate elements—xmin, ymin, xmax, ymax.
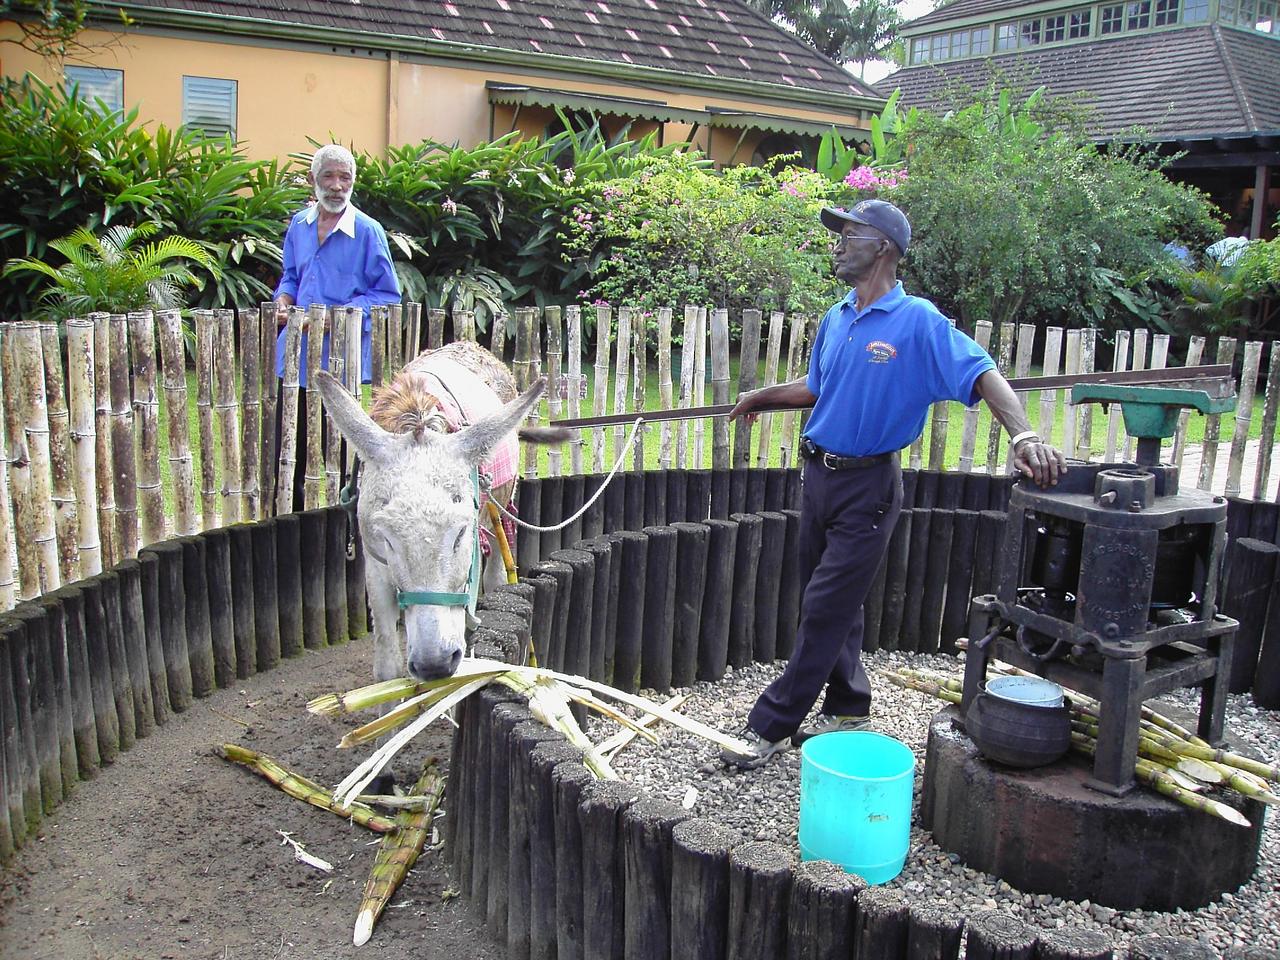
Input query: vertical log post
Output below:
<box><xmin>89</xmin><ymin>314</ymin><xmax>118</xmax><ymax>568</ymax></box>
<box><xmin>785</xmin><ymin>858</ymin><xmax>863</xmax><ymax>960</ymax></box>
<box><xmin>1104</xmin><ymin>329</ymin><xmax>1131</xmax><ymax>463</ymax></box>
<box><xmin>302</xmin><ymin>303</ymin><xmax>327</xmax><ymax>510</ymax></box>
<box><xmin>212</xmin><ymin>309</ymin><xmax>243</xmax><ymax>525</ymax></box>
<box><xmin>38</xmin><ymin>322</ymin><xmax>79</xmax><ymax>583</ymax></box>
<box><xmin>985</xmin><ymin>322</ymin><xmax>1015</xmax><ymax>474</ymax></box>
<box><xmin>1038</xmin><ymin>326</ymin><xmax>1063</xmax><ymax>447</ymax></box>
<box><xmin>546</xmin><ymin>305</ymin><xmax>564</xmax><ymax>477</ymax></box>
<box><xmin>777</xmin><ymin>313</ymin><xmax>805</xmax><ymax>469</ymax></box>
<box><xmin>958</xmin><ymin>320</ymin><xmax>993</xmax><ymax>472</ymax></box>
<box><xmin>756</xmin><ymin>310</ymin><xmax>785</xmax><ymax>469</ymax></box>
<box><xmin>125</xmin><ymin>311</ymin><xmax>163</xmax><ymax>548</ymax></box>
<box><xmin>427</xmin><ymin>307</ymin><xmax>445</xmax><ymax>350</ymax></box>
<box><xmin>726</xmin><ymin>841</ymin><xmax>793</xmax><ymax>960</ymax></box>
<box><xmin>733</xmin><ymin>309</ymin><xmax>762</xmax><ymax>469</ymax></box>
<box><xmin>623</xmin><ymin>797</ymin><xmax>691</xmax><ymax>960</ymax></box>
<box><xmin>692</xmin><ymin>308</ymin><xmax>708</xmax><ymax>469</ymax></box>
<box><xmin>1172</xmin><ymin>335</ymin><xmax>1206</xmax><ymax>470</ymax></box>
<box><xmin>657</xmin><ymin>307</ymin><xmax>675</xmax><ymax>470</ymax></box>
<box><xmin>192</xmin><ymin>309</ymin><xmax>218</xmax><ymax>529</ymax></box>
<box><xmin>325</xmin><ymin>305</ymin><xmax>346</xmax><ymax>505</ymax></box>
<box><xmin>1255</xmin><ymin>343</ymin><xmax>1280</xmax><ymax>499</ymax></box>
<box><xmin>275</xmin><ymin>307</ymin><xmax>304</xmax><ymax>516</ymax></box>
<box><xmin>490</xmin><ymin>309</ymin><xmax>508</xmax><ymax>358</ymax></box>
<box><xmin>15</xmin><ymin>323</ymin><xmax>62</xmax><ymax>592</ymax></box>
<box><xmin>258</xmin><ymin>301</ymin><xmax>280</xmax><ymax>517</ymax></box>
<box><xmin>613</xmin><ymin>307</ymin><xmax>633</xmax><ymax>472</ymax></box>
<box><xmin>1198</xmin><ymin>336</ymin><xmax>1237</xmax><ymax>490</ymax></box>
<box><xmin>1061</xmin><ymin>328</ymin><xmax>1081</xmax><ymax>461</ymax></box>
<box><xmin>156</xmin><ymin>310</ymin><xmax>198</xmax><ymax>536</ymax></box>
<box><xmin>566</xmin><ymin>305</ymin><xmax>584</xmax><ymax>475</ymax></box>
<box><xmin>676</xmin><ymin>305</ymin><xmax>697</xmax><ymax>469</ymax></box>
<box><xmin>1077</xmin><ymin>328</ymin><xmax>1097</xmax><ymax>460</ymax></box>
<box><xmin>710</xmin><ymin>309</ymin><xmax>731</xmax><ymax>471</ymax></box>
<box><xmin>670</xmin><ymin>818</ymin><xmax>735</xmax><ymax>960</ymax></box>
<box><xmin>593</xmin><ymin>305</ymin><xmax>612</xmax><ymax>474</ymax></box>
<box><xmin>1003</xmin><ymin>322</ymin><xmax>1036</xmax><ymax>471</ymax></box>
<box><xmin>4</xmin><ymin>329</ymin><xmax>40</xmax><ymax>601</ymax></box>
<box><xmin>0</xmin><ymin>328</ymin><xmax>17</xmax><ymax>609</ymax></box>
<box><xmin>370</xmin><ymin>303</ymin><xmax>386</xmax><ymax>388</ymax></box>
<box><xmin>387</xmin><ymin>302</ymin><xmax>403</xmax><ymax>377</ymax></box>
<box><xmin>1226</xmin><ymin>341</ymin><xmax>1263</xmax><ymax>497</ymax></box>
<box><xmin>238</xmin><ymin>306</ymin><xmax>262</xmax><ymax>520</ymax></box>
<box><xmin>406</xmin><ymin>301</ymin><xmax>422</xmax><ymax>361</ymax></box>
<box><xmin>65</xmin><ymin>319</ymin><xmax>104</xmax><ymax>576</ymax></box>
<box><xmin>632</xmin><ymin>308</ymin><xmax>648</xmax><ymax>472</ymax></box>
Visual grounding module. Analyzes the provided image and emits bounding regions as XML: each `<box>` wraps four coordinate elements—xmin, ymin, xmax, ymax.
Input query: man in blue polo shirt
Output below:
<box><xmin>272</xmin><ymin>143</ymin><xmax>401</xmax><ymax>506</ymax></box>
<box><xmin>721</xmin><ymin>199</ymin><xmax>1065</xmax><ymax>768</ymax></box>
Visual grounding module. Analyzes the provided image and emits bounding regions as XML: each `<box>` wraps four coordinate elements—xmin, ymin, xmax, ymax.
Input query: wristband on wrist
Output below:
<box><xmin>1010</xmin><ymin>430</ymin><xmax>1040</xmax><ymax>448</ymax></box>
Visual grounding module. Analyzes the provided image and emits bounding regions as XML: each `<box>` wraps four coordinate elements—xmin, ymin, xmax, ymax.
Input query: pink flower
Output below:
<box><xmin>441</xmin><ymin>197</ymin><xmax>458</xmax><ymax>215</ymax></box>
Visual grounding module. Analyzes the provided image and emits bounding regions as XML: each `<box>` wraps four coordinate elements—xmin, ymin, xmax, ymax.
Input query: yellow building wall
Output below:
<box><xmin>1</xmin><ymin>24</ymin><xmax>388</xmax><ymax>159</ymax></box>
<box><xmin>1</xmin><ymin>22</ymin><xmax>865</xmax><ymax>164</ymax></box>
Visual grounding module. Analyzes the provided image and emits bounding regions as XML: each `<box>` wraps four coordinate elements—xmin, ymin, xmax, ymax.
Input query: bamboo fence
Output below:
<box><xmin>0</xmin><ymin>304</ymin><xmax>1277</xmax><ymax>611</ymax></box>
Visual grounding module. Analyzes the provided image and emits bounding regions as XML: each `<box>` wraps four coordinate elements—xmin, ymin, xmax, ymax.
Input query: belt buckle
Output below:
<box><xmin>822</xmin><ymin>451</ymin><xmax>840</xmax><ymax>470</ymax></box>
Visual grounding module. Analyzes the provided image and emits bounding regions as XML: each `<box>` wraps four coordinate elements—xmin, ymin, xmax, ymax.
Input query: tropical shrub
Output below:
<box><xmin>563</xmin><ymin>152</ymin><xmax>841</xmax><ymax>335</ymax></box>
<box><xmin>820</xmin><ymin>86</ymin><xmax>1223</xmax><ymax>335</ymax></box>
<box><xmin>0</xmin><ymin>75</ymin><xmax>305</xmax><ymax>319</ymax></box>
<box><xmin>3</xmin><ymin>222</ymin><xmax>218</xmax><ymax>320</ymax></box>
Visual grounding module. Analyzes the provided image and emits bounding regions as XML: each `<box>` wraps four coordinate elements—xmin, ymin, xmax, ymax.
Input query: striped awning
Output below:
<box><xmin>486</xmin><ymin>82</ymin><xmax>706</xmax><ymax>125</ymax></box>
<box><xmin>705</xmin><ymin>108</ymin><xmax>868</xmax><ymax>142</ymax></box>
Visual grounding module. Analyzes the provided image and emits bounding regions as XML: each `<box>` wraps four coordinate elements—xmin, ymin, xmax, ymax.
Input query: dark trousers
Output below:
<box><xmin>747</xmin><ymin>456</ymin><xmax>903</xmax><ymax>741</ymax></box>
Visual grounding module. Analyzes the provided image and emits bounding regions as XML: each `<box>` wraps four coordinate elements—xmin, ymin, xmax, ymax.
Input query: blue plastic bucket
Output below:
<box><xmin>798</xmin><ymin>731</ymin><xmax>915</xmax><ymax>885</ymax></box>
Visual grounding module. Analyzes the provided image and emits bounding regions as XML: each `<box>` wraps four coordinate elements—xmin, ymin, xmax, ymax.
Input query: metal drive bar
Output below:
<box><xmin>551</xmin><ymin>364</ymin><xmax>1234</xmax><ymax>430</ymax></box>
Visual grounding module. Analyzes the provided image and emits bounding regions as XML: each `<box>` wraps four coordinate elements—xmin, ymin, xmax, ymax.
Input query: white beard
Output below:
<box><xmin>318</xmin><ymin>193</ymin><xmax>350</xmax><ymax>215</ymax></box>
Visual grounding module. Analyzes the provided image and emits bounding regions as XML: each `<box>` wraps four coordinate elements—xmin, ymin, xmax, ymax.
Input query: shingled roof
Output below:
<box><xmin>107</xmin><ymin>0</ymin><xmax>879</xmax><ymax>100</ymax></box>
<box><xmin>874</xmin><ymin>24</ymin><xmax>1280</xmax><ymax>140</ymax></box>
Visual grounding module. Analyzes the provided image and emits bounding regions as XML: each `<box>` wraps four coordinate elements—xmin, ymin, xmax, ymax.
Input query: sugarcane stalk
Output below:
<box><xmin>307</xmin><ymin>665</ymin><xmax>505</xmax><ymax>717</ymax></box>
<box><xmin>127</xmin><ymin>311</ymin><xmax>165</xmax><ymax>548</ymax></box>
<box><xmin>214</xmin><ymin>309</ymin><xmax>242</xmax><ymax>525</ymax></box>
<box><xmin>1141</xmin><ymin>727</ymin><xmax>1280</xmax><ymax>782</ymax></box>
<box><xmin>107</xmin><ymin>314</ymin><xmax>138</xmax><ymax>556</ymax></box>
<box><xmin>353</xmin><ymin>760</ymin><xmax>445</xmax><ymax>947</ymax></box>
<box><xmin>303</xmin><ymin>303</ymin><xmax>326</xmax><ymax>510</ymax></box>
<box><xmin>192</xmin><ymin>309</ymin><xmax>218</xmax><ymax>527</ymax></box>
<box><xmin>883</xmin><ymin>671</ymin><xmax>962</xmax><ymax>704</ymax></box>
<box><xmin>598</xmin><ymin>693</ymin><xmax>688</xmax><ymax>757</ymax></box>
<box><xmin>16</xmin><ymin>321</ymin><xmax>62</xmax><ymax>591</ymax></box>
<box><xmin>238</xmin><ymin>307</ymin><xmax>262</xmax><ymax>520</ymax></box>
<box><xmin>216</xmin><ymin>743</ymin><xmax>397</xmax><ymax>832</ymax></box>
<box><xmin>157</xmin><ymin>309</ymin><xmax>198</xmax><ymax>535</ymax></box>
<box><xmin>90</xmin><ymin>312</ymin><xmax>119</xmax><ymax>567</ymax></box>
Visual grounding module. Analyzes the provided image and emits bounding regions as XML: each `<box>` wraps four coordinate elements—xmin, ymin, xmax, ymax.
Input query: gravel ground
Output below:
<box><xmin>595</xmin><ymin>651</ymin><xmax>1280</xmax><ymax>955</ymax></box>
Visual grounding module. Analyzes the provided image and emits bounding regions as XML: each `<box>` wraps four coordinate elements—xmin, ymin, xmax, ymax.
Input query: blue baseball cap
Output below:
<box><xmin>820</xmin><ymin>200</ymin><xmax>911</xmax><ymax>256</ymax></box>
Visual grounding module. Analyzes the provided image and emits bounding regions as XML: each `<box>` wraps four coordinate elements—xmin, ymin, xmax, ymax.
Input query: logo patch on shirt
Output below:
<box><xmin>866</xmin><ymin>340</ymin><xmax>897</xmax><ymax>363</ymax></box>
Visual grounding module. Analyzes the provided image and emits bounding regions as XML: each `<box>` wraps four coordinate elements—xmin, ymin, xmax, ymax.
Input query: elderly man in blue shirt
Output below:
<box><xmin>721</xmin><ymin>199</ymin><xmax>1066</xmax><ymax>768</ymax></box>
<box><xmin>272</xmin><ymin>143</ymin><xmax>401</xmax><ymax>504</ymax></box>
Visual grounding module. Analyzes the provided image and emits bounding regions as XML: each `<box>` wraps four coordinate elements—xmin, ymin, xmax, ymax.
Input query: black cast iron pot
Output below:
<box><xmin>964</xmin><ymin>691</ymin><xmax>1072</xmax><ymax>769</ymax></box>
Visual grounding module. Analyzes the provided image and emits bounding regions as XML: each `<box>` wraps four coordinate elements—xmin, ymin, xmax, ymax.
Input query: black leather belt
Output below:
<box><xmin>800</xmin><ymin>438</ymin><xmax>893</xmax><ymax>470</ymax></box>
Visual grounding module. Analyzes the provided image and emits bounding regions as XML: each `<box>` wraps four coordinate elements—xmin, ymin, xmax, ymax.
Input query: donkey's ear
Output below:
<box><xmin>313</xmin><ymin>370</ymin><xmax>395</xmax><ymax>466</ymax></box>
<box><xmin>451</xmin><ymin>376</ymin><xmax>546</xmax><ymax>466</ymax></box>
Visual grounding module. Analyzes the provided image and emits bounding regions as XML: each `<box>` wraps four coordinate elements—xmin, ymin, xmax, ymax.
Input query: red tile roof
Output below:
<box><xmin>111</xmin><ymin>0</ymin><xmax>880</xmax><ymax>99</ymax></box>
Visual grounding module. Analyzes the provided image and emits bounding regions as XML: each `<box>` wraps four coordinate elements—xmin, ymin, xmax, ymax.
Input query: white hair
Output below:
<box><xmin>311</xmin><ymin>144</ymin><xmax>356</xmax><ymax>179</ymax></box>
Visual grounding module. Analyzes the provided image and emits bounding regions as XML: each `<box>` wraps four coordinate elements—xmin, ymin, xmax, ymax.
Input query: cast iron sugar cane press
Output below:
<box><xmin>961</xmin><ymin>379</ymin><xmax>1239</xmax><ymax>796</ymax></box>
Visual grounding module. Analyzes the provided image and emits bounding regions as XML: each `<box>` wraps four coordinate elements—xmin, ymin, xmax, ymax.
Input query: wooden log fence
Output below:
<box><xmin>2</xmin><ymin>303</ymin><xmax>1280</xmax><ymax>618</ymax></box>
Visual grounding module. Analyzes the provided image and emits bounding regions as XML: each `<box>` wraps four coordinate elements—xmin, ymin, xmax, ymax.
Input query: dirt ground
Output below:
<box><xmin>0</xmin><ymin>638</ymin><xmax>504</xmax><ymax>960</ymax></box>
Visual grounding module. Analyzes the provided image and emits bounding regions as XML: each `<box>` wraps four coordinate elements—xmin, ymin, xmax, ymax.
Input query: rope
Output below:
<box><xmin>486</xmin><ymin>417</ymin><xmax>645</xmax><ymax>534</ymax></box>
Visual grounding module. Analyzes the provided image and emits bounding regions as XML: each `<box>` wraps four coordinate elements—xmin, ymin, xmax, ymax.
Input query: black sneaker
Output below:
<box><xmin>719</xmin><ymin>727</ymin><xmax>792</xmax><ymax>769</ymax></box>
<box><xmin>791</xmin><ymin>714</ymin><xmax>870</xmax><ymax>747</ymax></box>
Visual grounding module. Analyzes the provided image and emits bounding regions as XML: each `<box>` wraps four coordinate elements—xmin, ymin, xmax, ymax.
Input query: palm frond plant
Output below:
<box><xmin>3</xmin><ymin>221</ymin><xmax>219</xmax><ymax>321</ymax></box>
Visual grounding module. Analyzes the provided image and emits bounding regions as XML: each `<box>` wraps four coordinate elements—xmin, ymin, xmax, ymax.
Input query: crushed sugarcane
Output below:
<box><xmin>353</xmin><ymin>760</ymin><xmax>445</xmax><ymax>947</ymax></box>
<box><xmin>216</xmin><ymin>744</ymin><xmax>398</xmax><ymax>833</ymax></box>
<box><xmin>277</xmin><ymin>830</ymin><xmax>334</xmax><ymax>872</ymax></box>
<box><xmin>313</xmin><ymin>657</ymin><xmax>754</xmax><ymax>810</ymax></box>
<box><xmin>598</xmin><ymin>693</ymin><xmax>690</xmax><ymax>758</ymax></box>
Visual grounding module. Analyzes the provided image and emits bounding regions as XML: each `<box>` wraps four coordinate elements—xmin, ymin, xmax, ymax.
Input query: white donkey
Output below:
<box><xmin>314</xmin><ymin>341</ymin><xmax>561</xmax><ymax>683</ymax></box>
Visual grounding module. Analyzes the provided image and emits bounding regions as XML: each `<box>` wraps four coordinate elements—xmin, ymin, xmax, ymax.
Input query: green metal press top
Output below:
<box><xmin>1070</xmin><ymin>383</ymin><xmax>1237</xmax><ymax>439</ymax></box>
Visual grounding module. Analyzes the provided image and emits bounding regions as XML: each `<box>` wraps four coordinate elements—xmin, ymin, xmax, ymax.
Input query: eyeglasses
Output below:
<box><xmin>832</xmin><ymin>233</ymin><xmax>883</xmax><ymax>249</ymax></box>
